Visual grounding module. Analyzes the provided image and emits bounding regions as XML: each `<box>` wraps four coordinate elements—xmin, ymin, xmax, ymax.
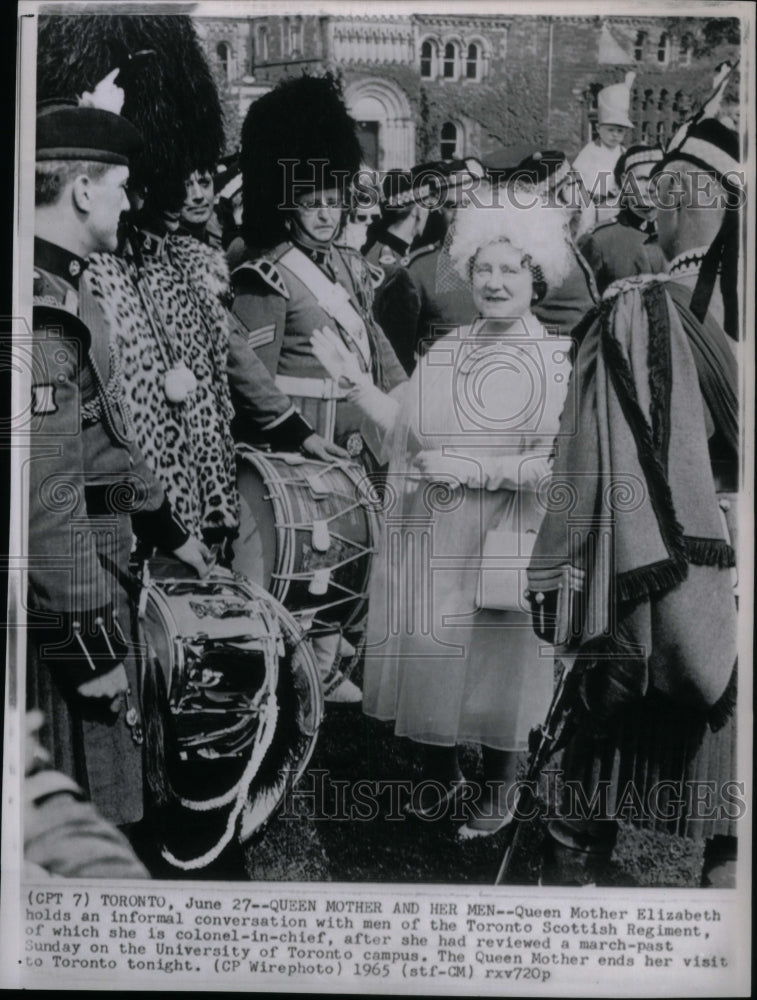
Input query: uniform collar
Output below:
<box><xmin>618</xmin><ymin>208</ymin><xmax>656</xmax><ymax>236</ymax></box>
<box><xmin>34</xmin><ymin>236</ymin><xmax>88</xmax><ymax>288</ymax></box>
<box><xmin>379</xmin><ymin>230</ymin><xmax>411</xmax><ymax>260</ymax></box>
<box><xmin>292</xmin><ymin>235</ymin><xmax>333</xmax><ymax>269</ymax></box>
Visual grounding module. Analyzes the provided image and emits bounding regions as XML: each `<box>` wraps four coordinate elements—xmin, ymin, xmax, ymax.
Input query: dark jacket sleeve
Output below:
<box><xmin>28</xmin><ymin>319</ymin><xmax>112</xmax><ymax>616</ymax></box>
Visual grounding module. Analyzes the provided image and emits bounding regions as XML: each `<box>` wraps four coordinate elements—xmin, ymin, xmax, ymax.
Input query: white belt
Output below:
<box><xmin>276</xmin><ymin>375</ymin><xmax>348</xmax><ymax>400</ymax></box>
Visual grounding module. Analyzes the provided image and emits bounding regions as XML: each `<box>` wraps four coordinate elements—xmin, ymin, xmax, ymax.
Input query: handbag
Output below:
<box><xmin>475</xmin><ymin>526</ymin><xmax>538</xmax><ymax>613</ymax></box>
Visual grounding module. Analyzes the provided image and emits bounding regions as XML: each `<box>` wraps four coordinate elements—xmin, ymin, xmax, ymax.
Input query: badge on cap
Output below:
<box><xmin>31</xmin><ymin>383</ymin><xmax>58</xmax><ymax>415</ymax></box>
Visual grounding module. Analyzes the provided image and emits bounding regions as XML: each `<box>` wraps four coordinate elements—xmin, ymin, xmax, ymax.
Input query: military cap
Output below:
<box><xmin>512</xmin><ymin>150</ymin><xmax>571</xmax><ymax>191</ymax></box>
<box><xmin>36</xmin><ymin>99</ymin><xmax>142</xmax><ymax>166</ymax></box>
<box><xmin>613</xmin><ymin>144</ymin><xmax>663</xmax><ymax>186</ymax></box>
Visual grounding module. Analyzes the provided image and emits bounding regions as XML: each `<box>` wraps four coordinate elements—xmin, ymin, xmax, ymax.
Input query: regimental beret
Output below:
<box><xmin>655</xmin><ymin>116</ymin><xmax>740</xmax><ymax>190</ymax></box>
<box><xmin>512</xmin><ymin>150</ymin><xmax>571</xmax><ymax>191</ymax></box>
<box><xmin>614</xmin><ymin>144</ymin><xmax>664</xmax><ymax>186</ymax></box>
<box><xmin>36</xmin><ymin>99</ymin><xmax>143</xmax><ymax>165</ymax></box>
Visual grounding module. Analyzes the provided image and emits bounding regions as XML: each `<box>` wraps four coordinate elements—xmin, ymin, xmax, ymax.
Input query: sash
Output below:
<box><xmin>278</xmin><ymin>246</ymin><xmax>372</xmax><ymax>368</ymax></box>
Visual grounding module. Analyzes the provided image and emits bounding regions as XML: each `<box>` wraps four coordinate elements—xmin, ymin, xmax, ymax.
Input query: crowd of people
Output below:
<box><xmin>23</xmin><ymin>13</ymin><xmax>742</xmax><ymax>886</ymax></box>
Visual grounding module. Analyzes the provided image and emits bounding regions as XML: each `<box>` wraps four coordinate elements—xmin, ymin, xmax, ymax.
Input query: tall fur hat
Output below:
<box><xmin>241</xmin><ymin>74</ymin><xmax>363</xmax><ymax>250</ymax></box>
<box><xmin>36</xmin><ymin>14</ymin><xmax>224</xmax><ymax>212</ymax></box>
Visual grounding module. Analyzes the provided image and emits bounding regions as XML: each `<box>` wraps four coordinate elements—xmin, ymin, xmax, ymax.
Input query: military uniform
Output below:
<box><xmin>532</xmin><ymin>243</ymin><xmax>599</xmax><ymax>342</ymax></box>
<box><xmin>578</xmin><ymin>208</ymin><xmax>667</xmax><ymax>294</ymax></box>
<box><xmin>27</xmin><ymin>238</ymin><xmax>188</xmax><ymax>827</ymax></box>
<box><xmin>229</xmin><ymin>239</ymin><xmax>407</xmax><ymax>457</ymax></box>
<box><xmin>373</xmin><ymin>242</ymin><xmax>477</xmax><ymax>375</ymax></box>
<box><xmin>363</xmin><ymin>230</ymin><xmax>413</xmax><ymax>277</ymax></box>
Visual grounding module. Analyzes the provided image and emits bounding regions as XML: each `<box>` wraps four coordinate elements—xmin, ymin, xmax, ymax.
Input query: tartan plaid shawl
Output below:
<box><xmin>529</xmin><ymin>277</ymin><xmax>737</xmax><ymax>713</ymax></box>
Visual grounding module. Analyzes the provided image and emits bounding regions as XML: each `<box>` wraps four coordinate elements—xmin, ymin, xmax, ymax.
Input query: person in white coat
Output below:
<box><xmin>311</xmin><ymin>190</ymin><xmax>575</xmax><ymax>838</ymax></box>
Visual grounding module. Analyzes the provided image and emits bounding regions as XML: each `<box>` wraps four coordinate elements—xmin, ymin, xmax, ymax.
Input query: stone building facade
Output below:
<box><xmin>194</xmin><ymin>13</ymin><xmax>740</xmax><ymax>169</ymax></box>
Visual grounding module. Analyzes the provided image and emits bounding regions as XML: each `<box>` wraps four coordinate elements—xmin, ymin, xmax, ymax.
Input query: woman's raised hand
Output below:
<box><xmin>310</xmin><ymin>327</ymin><xmax>367</xmax><ymax>389</ymax></box>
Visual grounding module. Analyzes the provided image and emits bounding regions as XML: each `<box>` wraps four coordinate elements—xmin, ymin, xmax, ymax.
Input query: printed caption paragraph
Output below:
<box><xmin>19</xmin><ymin>884</ymin><xmax>743</xmax><ymax>993</ymax></box>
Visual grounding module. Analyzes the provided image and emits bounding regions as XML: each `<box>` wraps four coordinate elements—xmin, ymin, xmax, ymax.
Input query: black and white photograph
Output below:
<box><xmin>2</xmin><ymin>0</ymin><xmax>753</xmax><ymax>993</ymax></box>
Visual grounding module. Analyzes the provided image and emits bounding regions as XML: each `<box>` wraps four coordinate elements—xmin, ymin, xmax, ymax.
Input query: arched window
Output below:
<box><xmin>679</xmin><ymin>42</ymin><xmax>692</xmax><ymax>67</ymax></box>
<box><xmin>642</xmin><ymin>88</ymin><xmax>654</xmax><ymax>111</ymax></box>
<box><xmin>641</xmin><ymin>121</ymin><xmax>651</xmax><ymax>143</ymax></box>
<box><xmin>634</xmin><ymin>31</ymin><xmax>646</xmax><ymax>61</ymax></box>
<box><xmin>656</xmin><ymin>121</ymin><xmax>666</xmax><ymax>142</ymax></box>
<box><xmin>420</xmin><ymin>39</ymin><xmax>435</xmax><ymax>78</ymax></box>
<box><xmin>216</xmin><ymin>41</ymin><xmax>230</xmax><ymax>80</ymax></box>
<box><xmin>440</xmin><ymin>121</ymin><xmax>458</xmax><ymax>159</ymax></box>
<box><xmin>257</xmin><ymin>25</ymin><xmax>268</xmax><ymax>62</ymax></box>
<box><xmin>658</xmin><ymin>88</ymin><xmax>669</xmax><ymax>111</ymax></box>
<box><xmin>466</xmin><ymin>43</ymin><xmax>479</xmax><ymax>80</ymax></box>
<box><xmin>657</xmin><ymin>33</ymin><xmax>670</xmax><ymax>64</ymax></box>
<box><xmin>443</xmin><ymin>43</ymin><xmax>457</xmax><ymax>79</ymax></box>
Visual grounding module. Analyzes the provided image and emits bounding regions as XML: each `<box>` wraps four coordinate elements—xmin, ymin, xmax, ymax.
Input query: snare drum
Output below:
<box><xmin>233</xmin><ymin>446</ymin><xmax>379</xmax><ymax>633</ymax></box>
<box><xmin>139</xmin><ymin>562</ymin><xmax>322</xmax><ymax>869</ymax></box>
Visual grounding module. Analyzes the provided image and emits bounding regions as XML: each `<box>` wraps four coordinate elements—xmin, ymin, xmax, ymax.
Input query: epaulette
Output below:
<box><xmin>231</xmin><ymin>257</ymin><xmax>290</xmax><ymax>300</ymax></box>
<box><xmin>406</xmin><ymin>241</ymin><xmax>440</xmax><ymax>267</ymax></box>
<box><xmin>602</xmin><ymin>273</ymin><xmax>667</xmax><ymax>301</ymax></box>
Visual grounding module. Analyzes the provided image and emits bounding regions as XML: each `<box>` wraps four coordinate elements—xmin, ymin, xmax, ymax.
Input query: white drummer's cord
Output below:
<box><xmin>160</xmin><ymin>693</ymin><xmax>279</xmax><ymax>871</ymax></box>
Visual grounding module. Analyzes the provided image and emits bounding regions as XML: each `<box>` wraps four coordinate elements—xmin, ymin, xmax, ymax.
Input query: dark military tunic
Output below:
<box><xmin>532</xmin><ymin>243</ymin><xmax>599</xmax><ymax>342</ymax></box>
<box><xmin>363</xmin><ymin>229</ymin><xmax>413</xmax><ymax>278</ymax></box>
<box><xmin>372</xmin><ymin>242</ymin><xmax>477</xmax><ymax>375</ymax></box>
<box><xmin>578</xmin><ymin>208</ymin><xmax>667</xmax><ymax>294</ymax></box>
<box><xmin>27</xmin><ymin>238</ymin><xmax>185</xmax><ymax>827</ymax></box>
<box><xmin>229</xmin><ymin>239</ymin><xmax>407</xmax><ymax>455</ymax></box>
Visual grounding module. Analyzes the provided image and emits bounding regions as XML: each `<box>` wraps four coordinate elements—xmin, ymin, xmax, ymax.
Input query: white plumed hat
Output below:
<box><xmin>448</xmin><ymin>185</ymin><xmax>574</xmax><ymax>294</ymax></box>
<box><xmin>597</xmin><ymin>72</ymin><xmax>635</xmax><ymax>128</ymax></box>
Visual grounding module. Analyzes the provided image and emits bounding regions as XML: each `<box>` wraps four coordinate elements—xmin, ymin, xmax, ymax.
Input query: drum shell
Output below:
<box><xmin>233</xmin><ymin>447</ymin><xmax>378</xmax><ymax>631</ymax></box>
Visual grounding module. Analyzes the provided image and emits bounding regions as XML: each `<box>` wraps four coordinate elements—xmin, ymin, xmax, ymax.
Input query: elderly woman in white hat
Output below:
<box><xmin>311</xmin><ymin>189</ymin><xmax>575</xmax><ymax>838</ymax></box>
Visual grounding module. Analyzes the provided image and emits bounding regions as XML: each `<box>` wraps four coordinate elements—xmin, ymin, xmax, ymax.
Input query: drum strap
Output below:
<box><xmin>278</xmin><ymin>246</ymin><xmax>372</xmax><ymax>369</ymax></box>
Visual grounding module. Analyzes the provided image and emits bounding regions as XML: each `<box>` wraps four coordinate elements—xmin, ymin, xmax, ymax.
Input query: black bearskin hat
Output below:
<box><xmin>241</xmin><ymin>74</ymin><xmax>363</xmax><ymax>250</ymax></box>
<box><xmin>36</xmin><ymin>14</ymin><xmax>224</xmax><ymax>213</ymax></box>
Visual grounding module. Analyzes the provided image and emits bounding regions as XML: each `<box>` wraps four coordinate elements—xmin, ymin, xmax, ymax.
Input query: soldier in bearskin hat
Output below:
<box><xmin>228</xmin><ymin>74</ymin><xmax>409</xmax><ymax>702</ymax></box>
<box><xmin>229</xmin><ymin>73</ymin><xmax>407</xmax><ymax>462</ymax></box>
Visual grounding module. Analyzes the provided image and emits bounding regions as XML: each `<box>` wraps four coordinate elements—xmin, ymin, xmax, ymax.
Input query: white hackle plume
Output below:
<box><xmin>78</xmin><ymin>68</ymin><xmax>125</xmax><ymax>114</ymax></box>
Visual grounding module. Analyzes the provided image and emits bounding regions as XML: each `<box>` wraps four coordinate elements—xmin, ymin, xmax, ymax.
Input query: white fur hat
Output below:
<box><xmin>448</xmin><ymin>185</ymin><xmax>574</xmax><ymax>294</ymax></box>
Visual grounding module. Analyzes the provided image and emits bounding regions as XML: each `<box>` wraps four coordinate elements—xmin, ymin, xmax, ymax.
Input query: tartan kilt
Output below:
<box><xmin>557</xmin><ymin>690</ymin><xmax>738</xmax><ymax>841</ymax></box>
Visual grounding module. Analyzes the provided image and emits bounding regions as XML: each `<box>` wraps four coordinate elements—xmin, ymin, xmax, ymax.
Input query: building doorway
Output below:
<box><xmin>356</xmin><ymin>121</ymin><xmax>380</xmax><ymax>168</ymax></box>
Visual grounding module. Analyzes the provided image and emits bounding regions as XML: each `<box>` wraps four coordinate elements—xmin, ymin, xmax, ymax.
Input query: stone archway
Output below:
<box><xmin>344</xmin><ymin>77</ymin><xmax>415</xmax><ymax>171</ymax></box>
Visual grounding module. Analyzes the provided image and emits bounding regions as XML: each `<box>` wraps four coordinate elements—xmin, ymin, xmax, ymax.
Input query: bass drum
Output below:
<box><xmin>139</xmin><ymin>560</ymin><xmax>322</xmax><ymax>871</ymax></box>
<box><xmin>233</xmin><ymin>446</ymin><xmax>379</xmax><ymax>634</ymax></box>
